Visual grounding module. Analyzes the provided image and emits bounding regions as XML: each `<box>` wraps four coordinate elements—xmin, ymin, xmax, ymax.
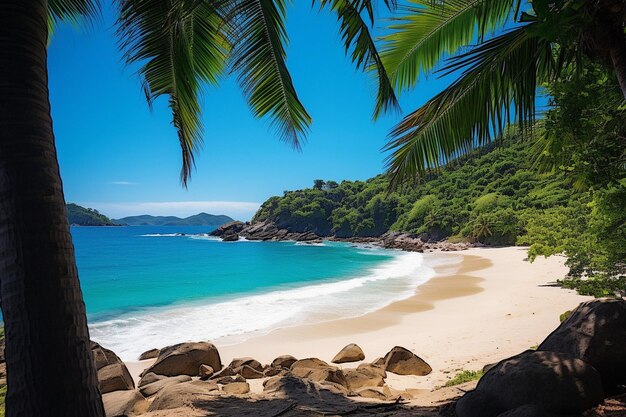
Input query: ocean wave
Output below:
<box><xmin>89</xmin><ymin>251</ymin><xmax>434</xmax><ymax>361</ymax></box>
<box><xmin>140</xmin><ymin>233</ymin><xmax>185</xmax><ymax>237</ymax></box>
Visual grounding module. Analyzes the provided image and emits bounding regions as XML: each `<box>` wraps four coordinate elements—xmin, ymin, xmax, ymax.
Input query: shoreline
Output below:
<box><xmin>126</xmin><ymin>246</ymin><xmax>592</xmax><ymax>402</ymax></box>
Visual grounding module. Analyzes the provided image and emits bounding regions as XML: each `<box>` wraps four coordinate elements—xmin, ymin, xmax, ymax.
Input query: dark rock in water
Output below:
<box><xmin>455</xmin><ymin>350</ymin><xmax>604</xmax><ymax>417</ymax></box>
<box><xmin>144</xmin><ymin>341</ymin><xmax>222</xmax><ymax>377</ymax></box>
<box><xmin>383</xmin><ymin>346</ymin><xmax>432</xmax><ymax>376</ymax></box>
<box><xmin>139</xmin><ymin>348</ymin><xmax>160</xmax><ymax>361</ymax></box>
<box><xmin>210</xmin><ymin>221</ymin><xmax>246</xmax><ymax>237</ymax></box>
<box><xmin>539</xmin><ymin>298</ymin><xmax>626</xmax><ymax>392</ymax></box>
<box><xmin>221</xmin><ymin>231</ymin><xmax>239</xmax><ymax>241</ymax></box>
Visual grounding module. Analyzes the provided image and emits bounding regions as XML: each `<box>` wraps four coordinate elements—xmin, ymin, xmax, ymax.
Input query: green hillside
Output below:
<box><xmin>114</xmin><ymin>213</ymin><xmax>234</xmax><ymax>226</ymax></box>
<box><xmin>253</xmin><ymin>137</ymin><xmax>583</xmax><ymax>245</ymax></box>
<box><xmin>67</xmin><ymin>204</ymin><xmax>118</xmax><ymax>226</ymax></box>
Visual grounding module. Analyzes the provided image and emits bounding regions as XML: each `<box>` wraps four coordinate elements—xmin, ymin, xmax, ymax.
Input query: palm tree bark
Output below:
<box><xmin>0</xmin><ymin>1</ymin><xmax>105</xmax><ymax>416</ymax></box>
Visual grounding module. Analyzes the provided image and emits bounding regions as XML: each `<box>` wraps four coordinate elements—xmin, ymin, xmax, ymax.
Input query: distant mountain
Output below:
<box><xmin>67</xmin><ymin>203</ymin><xmax>119</xmax><ymax>226</ymax></box>
<box><xmin>114</xmin><ymin>213</ymin><xmax>234</xmax><ymax>226</ymax></box>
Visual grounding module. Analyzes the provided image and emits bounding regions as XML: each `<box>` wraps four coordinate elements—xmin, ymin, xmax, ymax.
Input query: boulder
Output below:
<box><xmin>344</xmin><ymin>368</ymin><xmax>384</xmax><ymax>391</ymax></box>
<box><xmin>139</xmin><ymin>375</ymin><xmax>191</xmax><ymax>397</ymax></box>
<box><xmin>148</xmin><ymin>381</ymin><xmax>217</xmax><ymax>411</ymax></box>
<box><xmin>91</xmin><ymin>341</ymin><xmax>125</xmax><ymax>371</ymax></box>
<box><xmin>383</xmin><ymin>346</ymin><xmax>432</xmax><ymax>376</ymax></box>
<box><xmin>199</xmin><ymin>364</ymin><xmax>214</xmax><ymax>379</ymax></box>
<box><xmin>216</xmin><ymin>375</ymin><xmax>246</xmax><ymax>385</ymax></box>
<box><xmin>332</xmin><ymin>343</ymin><xmax>365</xmax><ymax>364</ymax></box>
<box><xmin>538</xmin><ymin>298</ymin><xmax>626</xmax><ymax>390</ymax></box>
<box><xmin>236</xmin><ymin>364</ymin><xmax>264</xmax><ymax>379</ymax></box>
<box><xmin>228</xmin><ymin>357</ymin><xmax>265</xmax><ymax>372</ymax></box>
<box><xmin>357</xmin><ymin>387</ymin><xmax>387</xmax><ymax>400</ymax></box>
<box><xmin>271</xmin><ymin>355</ymin><xmax>297</xmax><ymax>369</ymax></box>
<box><xmin>356</xmin><ymin>363</ymin><xmax>387</xmax><ymax>379</ymax></box>
<box><xmin>290</xmin><ymin>358</ymin><xmax>331</xmax><ymax>371</ymax></box>
<box><xmin>264</xmin><ymin>366</ymin><xmax>284</xmax><ymax>377</ymax></box>
<box><xmin>138</xmin><ymin>348</ymin><xmax>159</xmax><ymax>361</ymax></box>
<box><xmin>455</xmin><ymin>350</ymin><xmax>604</xmax><ymax>417</ymax></box>
<box><xmin>144</xmin><ymin>341</ymin><xmax>221</xmax><ymax>377</ymax></box>
<box><xmin>97</xmin><ymin>363</ymin><xmax>135</xmax><ymax>394</ymax></box>
<box><xmin>291</xmin><ymin>367</ymin><xmax>348</xmax><ymax>389</ymax></box>
<box><xmin>221</xmin><ymin>381</ymin><xmax>250</xmax><ymax>395</ymax></box>
<box><xmin>210</xmin><ymin>367</ymin><xmax>236</xmax><ymax>380</ymax></box>
<box><xmin>371</xmin><ymin>357</ymin><xmax>385</xmax><ymax>367</ymax></box>
<box><xmin>496</xmin><ymin>404</ymin><xmax>555</xmax><ymax>417</ymax></box>
<box><xmin>102</xmin><ymin>390</ymin><xmax>147</xmax><ymax>417</ymax></box>
<box><xmin>138</xmin><ymin>372</ymin><xmax>164</xmax><ymax>388</ymax></box>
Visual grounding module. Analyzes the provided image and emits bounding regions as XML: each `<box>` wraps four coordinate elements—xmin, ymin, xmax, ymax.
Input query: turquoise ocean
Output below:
<box><xmin>72</xmin><ymin>226</ymin><xmax>435</xmax><ymax>361</ymax></box>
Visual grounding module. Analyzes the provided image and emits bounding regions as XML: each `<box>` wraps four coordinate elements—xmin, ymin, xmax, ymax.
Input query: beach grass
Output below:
<box><xmin>444</xmin><ymin>370</ymin><xmax>484</xmax><ymax>387</ymax></box>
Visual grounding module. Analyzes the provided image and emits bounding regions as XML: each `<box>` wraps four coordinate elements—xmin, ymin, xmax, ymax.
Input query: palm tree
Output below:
<box><xmin>0</xmin><ymin>0</ymin><xmax>397</xmax><ymax>415</ymax></box>
<box><xmin>379</xmin><ymin>0</ymin><xmax>626</xmax><ymax>187</ymax></box>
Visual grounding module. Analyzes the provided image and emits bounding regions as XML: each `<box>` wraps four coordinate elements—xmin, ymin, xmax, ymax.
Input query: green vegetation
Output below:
<box><xmin>66</xmin><ymin>203</ymin><xmax>118</xmax><ymax>226</ymax></box>
<box><xmin>254</xmin><ymin>136</ymin><xmax>578</xmax><ymax>244</ymax></box>
<box><xmin>444</xmin><ymin>370</ymin><xmax>484</xmax><ymax>387</ymax></box>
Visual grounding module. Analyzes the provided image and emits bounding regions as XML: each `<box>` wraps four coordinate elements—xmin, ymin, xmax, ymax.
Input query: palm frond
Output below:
<box><xmin>115</xmin><ymin>0</ymin><xmax>229</xmax><ymax>186</ymax></box>
<box><xmin>384</xmin><ymin>25</ymin><xmax>554</xmax><ymax>188</ymax></box>
<box><xmin>381</xmin><ymin>0</ymin><xmax>520</xmax><ymax>92</ymax></box>
<box><xmin>228</xmin><ymin>0</ymin><xmax>311</xmax><ymax>149</ymax></box>
<box><xmin>319</xmin><ymin>0</ymin><xmax>400</xmax><ymax>118</ymax></box>
<box><xmin>48</xmin><ymin>0</ymin><xmax>101</xmax><ymax>35</ymax></box>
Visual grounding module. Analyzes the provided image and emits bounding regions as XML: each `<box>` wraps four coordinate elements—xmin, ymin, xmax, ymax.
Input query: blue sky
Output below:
<box><xmin>49</xmin><ymin>3</ymin><xmax>452</xmax><ymax>220</ymax></box>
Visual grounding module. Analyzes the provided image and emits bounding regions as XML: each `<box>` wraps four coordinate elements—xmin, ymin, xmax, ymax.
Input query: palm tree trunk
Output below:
<box><xmin>0</xmin><ymin>1</ymin><xmax>105</xmax><ymax>416</ymax></box>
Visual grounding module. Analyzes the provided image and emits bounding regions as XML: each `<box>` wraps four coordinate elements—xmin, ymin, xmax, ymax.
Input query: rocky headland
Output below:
<box><xmin>210</xmin><ymin>221</ymin><xmax>472</xmax><ymax>252</ymax></box>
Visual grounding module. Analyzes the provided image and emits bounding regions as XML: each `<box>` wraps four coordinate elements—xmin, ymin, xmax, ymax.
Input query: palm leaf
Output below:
<box><xmin>48</xmin><ymin>0</ymin><xmax>101</xmax><ymax>35</ymax></box>
<box><xmin>115</xmin><ymin>0</ymin><xmax>229</xmax><ymax>186</ymax></box>
<box><xmin>384</xmin><ymin>25</ymin><xmax>554</xmax><ymax>188</ymax></box>
<box><xmin>228</xmin><ymin>0</ymin><xmax>311</xmax><ymax>149</ymax></box>
<box><xmin>381</xmin><ymin>0</ymin><xmax>520</xmax><ymax>92</ymax></box>
<box><xmin>318</xmin><ymin>0</ymin><xmax>400</xmax><ymax>117</ymax></box>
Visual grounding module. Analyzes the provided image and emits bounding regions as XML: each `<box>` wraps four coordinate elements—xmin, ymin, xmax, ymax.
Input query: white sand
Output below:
<box><xmin>127</xmin><ymin>247</ymin><xmax>592</xmax><ymax>399</ymax></box>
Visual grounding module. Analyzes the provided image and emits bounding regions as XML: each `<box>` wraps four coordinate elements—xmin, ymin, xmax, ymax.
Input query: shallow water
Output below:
<box><xmin>72</xmin><ymin>226</ymin><xmax>434</xmax><ymax>360</ymax></box>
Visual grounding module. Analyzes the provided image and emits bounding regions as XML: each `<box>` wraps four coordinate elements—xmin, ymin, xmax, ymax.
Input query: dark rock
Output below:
<box><xmin>344</xmin><ymin>368</ymin><xmax>384</xmax><ymax>391</ymax></box>
<box><xmin>221</xmin><ymin>231</ymin><xmax>239</xmax><ymax>242</ymax></box>
<box><xmin>456</xmin><ymin>350</ymin><xmax>604</xmax><ymax>417</ymax></box>
<box><xmin>539</xmin><ymin>298</ymin><xmax>626</xmax><ymax>391</ymax></box>
<box><xmin>496</xmin><ymin>404</ymin><xmax>555</xmax><ymax>417</ymax></box>
<box><xmin>216</xmin><ymin>375</ymin><xmax>246</xmax><ymax>385</ymax></box>
<box><xmin>210</xmin><ymin>221</ymin><xmax>246</xmax><ymax>237</ymax></box>
<box><xmin>144</xmin><ymin>341</ymin><xmax>221</xmax><ymax>377</ymax></box>
<box><xmin>290</xmin><ymin>358</ymin><xmax>331</xmax><ymax>371</ymax></box>
<box><xmin>236</xmin><ymin>364</ymin><xmax>264</xmax><ymax>379</ymax></box>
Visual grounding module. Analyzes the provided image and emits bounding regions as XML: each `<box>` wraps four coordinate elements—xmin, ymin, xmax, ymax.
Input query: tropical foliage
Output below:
<box><xmin>254</xmin><ymin>135</ymin><xmax>581</xmax><ymax>244</ymax></box>
<box><xmin>380</xmin><ymin>0</ymin><xmax>626</xmax><ymax>186</ymax></box>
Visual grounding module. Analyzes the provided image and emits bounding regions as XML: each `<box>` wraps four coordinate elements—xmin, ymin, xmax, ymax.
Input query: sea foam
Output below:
<box><xmin>89</xmin><ymin>250</ymin><xmax>434</xmax><ymax>361</ymax></box>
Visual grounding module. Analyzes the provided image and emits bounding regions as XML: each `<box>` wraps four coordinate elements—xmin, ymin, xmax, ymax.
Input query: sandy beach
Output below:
<box><xmin>127</xmin><ymin>246</ymin><xmax>592</xmax><ymax>401</ymax></box>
